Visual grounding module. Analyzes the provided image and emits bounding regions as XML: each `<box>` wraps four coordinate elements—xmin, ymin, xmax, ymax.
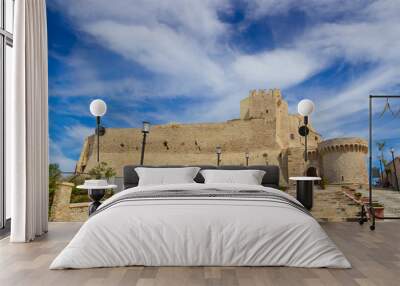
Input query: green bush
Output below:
<box><xmin>48</xmin><ymin>162</ymin><xmax>117</xmax><ymax>206</ymax></box>
<box><xmin>320</xmin><ymin>176</ymin><xmax>328</xmax><ymax>190</ymax></box>
<box><xmin>88</xmin><ymin>162</ymin><xmax>116</xmax><ymax>179</ymax></box>
<box><xmin>372</xmin><ymin>202</ymin><xmax>384</xmax><ymax>208</ymax></box>
<box><xmin>70</xmin><ymin>189</ymin><xmax>114</xmax><ymax>203</ymax></box>
<box><xmin>279</xmin><ymin>186</ymin><xmax>288</xmax><ymax>192</ymax></box>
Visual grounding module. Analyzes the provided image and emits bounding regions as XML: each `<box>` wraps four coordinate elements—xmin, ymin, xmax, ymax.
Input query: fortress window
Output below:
<box><xmin>315</xmin><ymin>136</ymin><xmax>318</xmax><ymax>141</ymax></box>
<box><xmin>265</xmin><ymin>109</ymin><xmax>269</xmax><ymax>114</ymax></box>
<box><xmin>290</xmin><ymin>134</ymin><xmax>295</xmax><ymax>140</ymax></box>
<box><xmin>120</xmin><ymin>143</ymin><xmax>125</xmax><ymax>148</ymax></box>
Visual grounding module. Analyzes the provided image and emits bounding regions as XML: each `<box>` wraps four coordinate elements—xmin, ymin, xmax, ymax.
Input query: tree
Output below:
<box><xmin>49</xmin><ymin>163</ymin><xmax>61</xmax><ymax>193</ymax></box>
<box><xmin>48</xmin><ymin>163</ymin><xmax>62</xmax><ymax>211</ymax></box>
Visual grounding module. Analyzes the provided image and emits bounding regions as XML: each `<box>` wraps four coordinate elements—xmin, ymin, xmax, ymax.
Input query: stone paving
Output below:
<box><xmin>358</xmin><ymin>188</ymin><xmax>400</xmax><ymax>216</ymax></box>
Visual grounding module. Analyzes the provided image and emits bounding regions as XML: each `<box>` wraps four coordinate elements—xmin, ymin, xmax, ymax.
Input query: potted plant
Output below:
<box><xmin>88</xmin><ymin>161</ymin><xmax>116</xmax><ymax>182</ymax></box>
<box><xmin>372</xmin><ymin>202</ymin><xmax>384</xmax><ymax>219</ymax></box>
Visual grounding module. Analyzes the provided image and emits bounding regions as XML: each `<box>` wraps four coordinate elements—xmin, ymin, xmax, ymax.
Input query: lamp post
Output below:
<box><xmin>140</xmin><ymin>121</ymin><xmax>150</xmax><ymax>165</ymax></box>
<box><xmin>216</xmin><ymin>146</ymin><xmax>222</xmax><ymax>166</ymax></box>
<box><xmin>297</xmin><ymin>99</ymin><xmax>315</xmax><ymax>162</ymax></box>
<box><xmin>245</xmin><ymin>151</ymin><xmax>249</xmax><ymax>166</ymax></box>
<box><xmin>390</xmin><ymin>148</ymin><xmax>399</xmax><ymax>192</ymax></box>
<box><xmin>89</xmin><ymin>99</ymin><xmax>107</xmax><ymax>163</ymax></box>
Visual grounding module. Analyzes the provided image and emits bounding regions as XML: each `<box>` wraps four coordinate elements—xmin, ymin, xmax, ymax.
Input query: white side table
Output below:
<box><xmin>289</xmin><ymin>177</ymin><xmax>321</xmax><ymax>210</ymax></box>
<box><xmin>77</xmin><ymin>180</ymin><xmax>117</xmax><ymax>215</ymax></box>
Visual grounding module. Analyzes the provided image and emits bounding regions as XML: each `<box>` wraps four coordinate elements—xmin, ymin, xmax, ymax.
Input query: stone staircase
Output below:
<box><xmin>287</xmin><ymin>185</ymin><xmax>360</xmax><ymax>222</ymax></box>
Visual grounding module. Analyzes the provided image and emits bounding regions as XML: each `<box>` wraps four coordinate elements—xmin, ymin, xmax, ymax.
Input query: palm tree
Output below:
<box><xmin>376</xmin><ymin>141</ymin><xmax>386</xmax><ymax>185</ymax></box>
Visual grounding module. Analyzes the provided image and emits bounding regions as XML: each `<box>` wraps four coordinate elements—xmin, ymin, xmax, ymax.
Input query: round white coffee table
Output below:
<box><xmin>289</xmin><ymin>177</ymin><xmax>321</xmax><ymax>210</ymax></box>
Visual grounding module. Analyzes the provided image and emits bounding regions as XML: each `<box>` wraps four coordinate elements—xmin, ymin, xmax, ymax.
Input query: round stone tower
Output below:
<box><xmin>318</xmin><ymin>137</ymin><xmax>368</xmax><ymax>186</ymax></box>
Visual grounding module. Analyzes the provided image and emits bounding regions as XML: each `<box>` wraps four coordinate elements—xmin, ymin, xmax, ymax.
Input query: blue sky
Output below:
<box><xmin>47</xmin><ymin>0</ymin><xmax>400</xmax><ymax>171</ymax></box>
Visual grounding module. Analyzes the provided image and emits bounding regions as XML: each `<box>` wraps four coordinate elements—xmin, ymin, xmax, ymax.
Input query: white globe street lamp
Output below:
<box><xmin>89</xmin><ymin>99</ymin><xmax>107</xmax><ymax>162</ymax></box>
<box><xmin>297</xmin><ymin>99</ymin><xmax>314</xmax><ymax>117</ymax></box>
<box><xmin>90</xmin><ymin>99</ymin><xmax>107</xmax><ymax>117</ymax></box>
<box><xmin>297</xmin><ymin>99</ymin><xmax>315</xmax><ymax>163</ymax></box>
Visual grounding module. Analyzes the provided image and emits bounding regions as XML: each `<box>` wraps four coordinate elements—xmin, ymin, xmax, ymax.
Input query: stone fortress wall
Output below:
<box><xmin>76</xmin><ymin>89</ymin><xmax>368</xmax><ymax>186</ymax></box>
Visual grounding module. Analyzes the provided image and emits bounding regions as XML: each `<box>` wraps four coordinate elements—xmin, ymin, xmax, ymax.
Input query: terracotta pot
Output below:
<box><xmin>374</xmin><ymin>207</ymin><xmax>384</xmax><ymax>219</ymax></box>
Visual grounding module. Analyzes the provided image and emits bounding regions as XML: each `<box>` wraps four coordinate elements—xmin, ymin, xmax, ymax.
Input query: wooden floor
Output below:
<box><xmin>0</xmin><ymin>221</ymin><xmax>399</xmax><ymax>286</ymax></box>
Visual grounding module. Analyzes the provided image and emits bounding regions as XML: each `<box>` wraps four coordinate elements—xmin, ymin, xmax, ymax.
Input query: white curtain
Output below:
<box><xmin>7</xmin><ymin>0</ymin><xmax>49</xmax><ymax>242</ymax></box>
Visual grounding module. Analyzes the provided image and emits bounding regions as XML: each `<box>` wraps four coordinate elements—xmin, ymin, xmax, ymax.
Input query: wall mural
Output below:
<box><xmin>46</xmin><ymin>1</ymin><xmax>400</xmax><ymax>223</ymax></box>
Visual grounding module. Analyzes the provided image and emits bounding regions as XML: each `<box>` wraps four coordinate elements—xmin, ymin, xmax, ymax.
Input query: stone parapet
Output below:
<box><xmin>69</xmin><ymin>203</ymin><xmax>89</xmax><ymax>222</ymax></box>
<box><xmin>318</xmin><ymin>137</ymin><xmax>368</xmax><ymax>155</ymax></box>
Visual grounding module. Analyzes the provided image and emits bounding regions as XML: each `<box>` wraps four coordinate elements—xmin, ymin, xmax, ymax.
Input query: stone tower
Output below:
<box><xmin>318</xmin><ymin>138</ymin><xmax>368</xmax><ymax>186</ymax></box>
<box><xmin>240</xmin><ymin>89</ymin><xmax>293</xmax><ymax>149</ymax></box>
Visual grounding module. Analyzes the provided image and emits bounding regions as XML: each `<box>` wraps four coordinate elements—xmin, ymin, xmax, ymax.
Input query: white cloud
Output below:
<box><xmin>83</xmin><ymin>20</ymin><xmax>226</xmax><ymax>91</ymax></box>
<box><xmin>63</xmin><ymin>124</ymin><xmax>93</xmax><ymax>145</ymax></box>
<box><xmin>232</xmin><ymin>49</ymin><xmax>323</xmax><ymax>88</ymax></box>
<box><xmin>245</xmin><ymin>0</ymin><xmax>367</xmax><ymax>19</ymax></box>
<box><xmin>49</xmin><ymin>139</ymin><xmax>77</xmax><ymax>172</ymax></box>
<box><xmin>50</xmin><ymin>0</ymin><xmax>228</xmax><ymax>41</ymax></box>
<box><xmin>48</xmin><ymin>0</ymin><xmax>400</xmax><ymax>141</ymax></box>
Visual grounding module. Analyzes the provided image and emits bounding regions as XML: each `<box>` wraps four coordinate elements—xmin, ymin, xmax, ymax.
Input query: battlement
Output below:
<box><xmin>318</xmin><ymin>137</ymin><xmax>368</xmax><ymax>155</ymax></box>
<box><xmin>240</xmin><ymin>88</ymin><xmax>283</xmax><ymax>120</ymax></box>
